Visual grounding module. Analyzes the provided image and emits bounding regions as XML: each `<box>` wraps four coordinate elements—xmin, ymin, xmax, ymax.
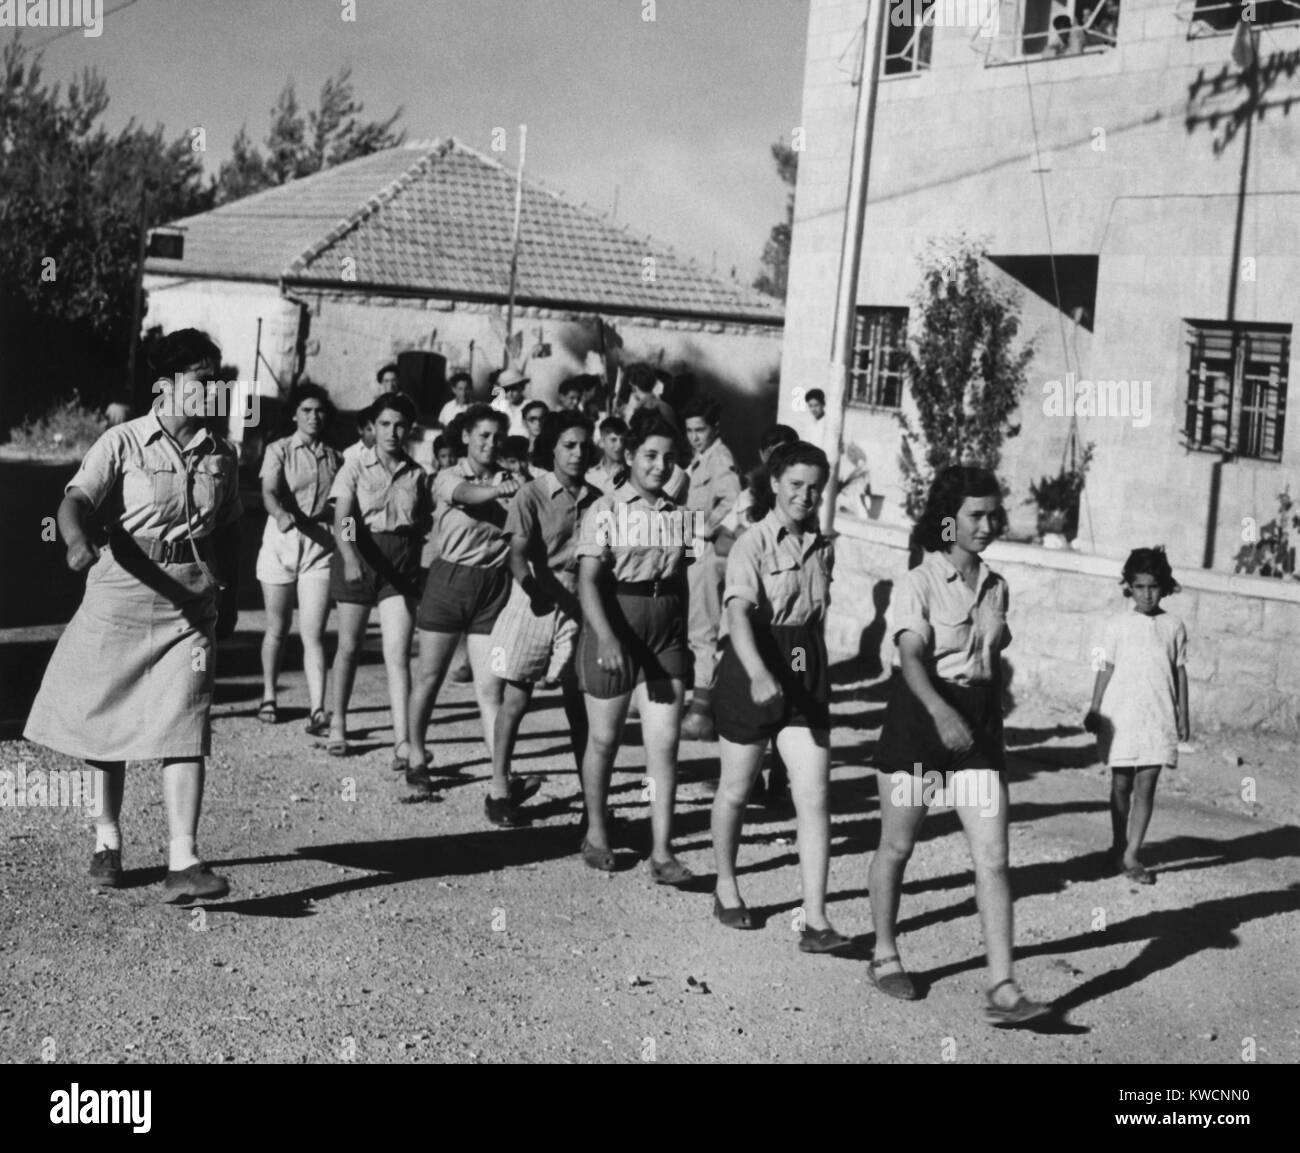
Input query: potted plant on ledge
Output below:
<box><xmin>1028</xmin><ymin>443</ymin><xmax>1093</xmax><ymax>549</ymax></box>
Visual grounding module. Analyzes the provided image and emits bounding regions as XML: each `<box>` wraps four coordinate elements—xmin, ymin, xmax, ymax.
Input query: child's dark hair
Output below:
<box><xmin>682</xmin><ymin>396</ymin><xmax>722</xmax><ymax>426</ymax></box>
<box><xmin>613</xmin><ymin>409</ymin><xmax>678</xmax><ymax>488</ymax></box>
<box><xmin>371</xmin><ymin>391</ymin><xmax>417</xmax><ymax>426</ymax></box>
<box><xmin>448</xmin><ymin>403</ymin><xmax>507</xmax><ymax>450</ymax></box>
<box><xmin>804</xmin><ymin>388</ymin><xmax>826</xmax><ymax>406</ymax></box>
<box><xmin>912</xmin><ymin>465</ymin><xmax>1004</xmax><ymax>555</ymax></box>
<box><xmin>376</xmin><ymin>362</ymin><xmax>399</xmax><ymax>385</ymax></box>
<box><xmin>624</xmin><ymin>362</ymin><xmax>658</xmax><ymax>395</ymax></box>
<box><xmin>522</xmin><ymin>400</ymin><xmax>548</xmax><ymax>421</ymax></box>
<box><xmin>433</xmin><ymin>435</ymin><xmax>448</xmax><ymax>456</ymax></box>
<box><xmin>747</xmin><ymin>442</ymin><xmax>830</xmax><ymax>526</ymax></box>
<box><xmin>1121</xmin><ymin>546</ymin><xmax>1180</xmax><ymax>597</ymax></box>
<box><xmin>599</xmin><ymin>416</ymin><xmax>628</xmax><ymax>438</ymax></box>
<box><xmin>533</xmin><ymin>409</ymin><xmax>594</xmax><ymax>471</ymax></box>
<box><xmin>558</xmin><ymin>376</ymin><xmax>586</xmax><ymax>399</ymax></box>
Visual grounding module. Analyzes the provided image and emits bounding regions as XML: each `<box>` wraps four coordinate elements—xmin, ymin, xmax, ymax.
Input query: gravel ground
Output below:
<box><xmin>1</xmin><ymin>614</ymin><xmax>1297</xmax><ymax>1065</ymax></box>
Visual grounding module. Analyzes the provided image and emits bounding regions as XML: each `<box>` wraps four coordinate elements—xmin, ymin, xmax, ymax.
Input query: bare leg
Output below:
<box><xmin>635</xmin><ymin>677</ymin><xmax>685</xmax><ymax>864</ymax></box>
<box><xmin>466</xmin><ymin>633</ymin><xmax>505</xmax><ymax>763</ymax></box>
<box><xmin>1110</xmin><ymin>767</ymin><xmax>1134</xmax><ymax>863</ymax></box>
<box><xmin>86</xmin><ymin>759</ymin><xmax>125</xmax><ymax>831</ymax></box>
<box><xmin>711</xmin><ymin>736</ymin><xmax>764</xmax><ymax>907</ymax></box>
<box><xmin>561</xmin><ymin>677</ymin><xmax>588</xmax><ymax>774</ymax></box>
<box><xmin>377</xmin><ymin>595</ymin><xmax>413</xmax><ymax>755</ymax></box>
<box><xmin>580</xmin><ymin>691</ymin><xmax>632</xmax><ymax>852</ymax></box>
<box><xmin>868</xmin><ymin>769</ymin><xmax>929</xmax><ymax>975</ymax></box>
<box><xmin>297</xmin><ymin>577</ymin><xmax>332</xmax><ymax>715</ymax></box>
<box><xmin>491</xmin><ymin>680</ymin><xmax>533</xmax><ymax>800</ymax></box>
<box><xmin>778</xmin><ymin>727</ymin><xmax>833</xmax><ymax>931</ymax></box>
<box><xmin>1125</xmin><ymin>764</ymin><xmax>1162</xmax><ymax>868</ymax></box>
<box><xmin>407</xmin><ymin>629</ymin><xmax>461</xmax><ymax>769</ymax></box>
<box><xmin>330</xmin><ymin>602</ymin><xmax>371</xmax><ymax>743</ymax></box>
<box><xmin>161</xmin><ymin>757</ymin><xmax>204</xmax><ymax>843</ymax></box>
<box><xmin>952</xmin><ymin>770</ymin><xmax>1015</xmax><ymax>997</ymax></box>
<box><xmin>260</xmin><ymin>581</ymin><xmax>295</xmax><ymax>706</ymax></box>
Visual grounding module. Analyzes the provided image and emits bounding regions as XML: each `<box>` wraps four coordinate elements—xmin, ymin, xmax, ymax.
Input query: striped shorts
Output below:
<box><xmin>486</xmin><ymin>580</ymin><xmax>580</xmax><ymax>683</ymax></box>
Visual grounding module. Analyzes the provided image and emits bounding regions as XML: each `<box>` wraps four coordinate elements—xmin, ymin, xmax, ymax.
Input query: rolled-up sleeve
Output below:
<box><xmin>329</xmin><ymin>458</ymin><xmax>360</xmax><ymax>506</ymax></box>
<box><xmin>889</xmin><ymin>569</ymin><xmax>933</xmax><ymax>647</ymax></box>
<box><xmin>258</xmin><ymin>439</ymin><xmax>286</xmax><ymax>484</ymax></box>
<box><xmin>432</xmin><ymin>467</ymin><xmax>462</xmax><ymax>508</ymax></box>
<box><xmin>722</xmin><ymin>529</ymin><xmax>764</xmax><ymax>608</ymax></box>
<box><xmin>66</xmin><ymin>429</ymin><xmax>124</xmax><ymax>511</ymax></box>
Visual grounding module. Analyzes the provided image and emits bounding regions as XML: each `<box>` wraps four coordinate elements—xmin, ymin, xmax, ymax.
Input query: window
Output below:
<box><xmin>884</xmin><ymin>1</ymin><xmax>935</xmax><ymax>75</ymax></box>
<box><xmin>1184</xmin><ymin>321</ymin><xmax>1289</xmax><ymax>461</ymax></box>
<box><xmin>849</xmin><ymin>307</ymin><xmax>909</xmax><ymax>409</ymax></box>
<box><xmin>982</xmin><ymin>0</ymin><xmax>1119</xmax><ymax>63</ymax></box>
<box><xmin>1182</xmin><ymin>0</ymin><xmax>1300</xmax><ymax>36</ymax></box>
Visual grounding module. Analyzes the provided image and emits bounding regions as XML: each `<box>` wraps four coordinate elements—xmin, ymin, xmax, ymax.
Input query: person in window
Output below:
<box><xmin>24</xmin><ymin>329</ymin><xmax>242</xmax><ymax>902</ymax></box>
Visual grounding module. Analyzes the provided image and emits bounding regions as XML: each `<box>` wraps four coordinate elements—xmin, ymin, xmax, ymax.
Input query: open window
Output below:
<box><xmin>980</xmin><ymin>0</ymin><xmax>1120</xmax><ymax>64</ymax></box>
<box><xmin>1178</xmin><ymin>0</ymin><xmax>1300</xmax><ymax>36</ymax></box>
<box><xmin>1183</xmin><ymin>320</ymin><xmax>1289</xmax><ymax>461</ymax></box>
<box><xmin>884</xmin><ymin>1</ymin><xmax>936</xmax><ymax>76</ymax></box>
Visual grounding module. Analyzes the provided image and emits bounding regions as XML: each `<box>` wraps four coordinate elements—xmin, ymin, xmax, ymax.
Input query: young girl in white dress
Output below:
<box><xmin>1084</xmin><ymin>546</ymin><xmax>1189</xmax><ymax>885</ymax></box>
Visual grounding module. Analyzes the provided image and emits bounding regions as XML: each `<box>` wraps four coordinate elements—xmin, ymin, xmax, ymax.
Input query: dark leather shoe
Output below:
<box><xmin>485</xmin><ymin>795</ymin><xmax>526</xmax><ymax>828</ymax></box>
<box><xmin>580</xmin><ymin>839</ymin><xmax>615</xmax><ymax>871</ymax></box>
<box><xmin>799</xmin><ymin>926</ymin><xmax>853</xmax><ymax>954</ymax></box>
<box><xmin>161</xmin><ymin>862</ymin><xmax>229</xmax><ymax>904</ymax></box>
<box><xmin>713</xmin><ymin>894</ymin><xmax>754</xmax><ymax>930</ymax></box>
<box><xmin>508</xmin><ymin>775</ymin><xmax>543</xmax><ymax>805</ymax></box>
<box><xmin>405</xmin><ymin>764</ymin><xmax>442</xmax><ymax>799</ymax></box>
<box><xmin>89</xmin><ymin>848</ymin><xmax>123</xmax><ymax>889</ymax></box>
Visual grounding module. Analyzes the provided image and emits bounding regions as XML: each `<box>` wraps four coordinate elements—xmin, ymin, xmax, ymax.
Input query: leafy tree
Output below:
<box><xmin>213</xmin><ymin>67</ymin><xmax>404</xmax><ymax>205</ymax></box>
<box><xmin>753</xmin><ymin>140</ymin><xmax>797</xmax><ymax>299</ymax></box>
<box><xmin>897</xmin><ymin>235</ymin><xmax>1034</xmax><ymax>519</ymax></box>
<box><xmin>0</xmin><ymin>37</ymin><xmax>211</xmax><ymax>432</ymax></box>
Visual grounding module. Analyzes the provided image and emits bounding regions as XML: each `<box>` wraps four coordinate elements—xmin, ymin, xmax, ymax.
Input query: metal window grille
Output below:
<box><xmin>1184</xmin><ymin>321</ymin><xmax>1289</xmax><ymax>461</ymax></box>
<box><xmin>849</xmin><ymin>307</ymin><xmax>909</xmax><ymax>409</ymax></box>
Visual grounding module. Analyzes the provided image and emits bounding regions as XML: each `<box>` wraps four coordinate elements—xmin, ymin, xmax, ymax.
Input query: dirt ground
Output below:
<box><xmin>1</xmin><ymin>612</ymin><xmax>1297</xmax><ymax>1065</ymax></box>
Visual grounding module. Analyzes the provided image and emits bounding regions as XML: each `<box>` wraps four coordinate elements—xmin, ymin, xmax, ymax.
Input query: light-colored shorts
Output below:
<box><xmin>256</xmin><ymin>520</ymin><xmax>334</xmax><ymax>585</ymax></box>
<box><xmin>486</xmin><ymin>580</ymin><xmax>580</xmax><ymax>683</ymax></box>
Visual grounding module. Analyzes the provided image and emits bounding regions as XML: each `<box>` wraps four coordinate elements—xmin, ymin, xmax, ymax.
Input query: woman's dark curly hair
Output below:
<box><xmin>447</xmin><ymin>403</ymin><xmax>507</xmax><ymax>455</ymax></box>
<box><xmin>612</xmin><ymin>409</ymin><xmax>679</xmax><ymax>488</ymax></box>
<box><xmin>282</xmin><ymin>381</ymin><xmax>334</xmax><ymax>435</ymax></box>
<box><xmin>1120</xmin><ymin>545</ymin><xmax>1180</xmax><ymax>597</ymax></box>
<box><xmin>532</xmin><ymin>409</ymin><xmax>594</xmax><ymax>471</ymax></box>
<box><xmin>911</xmin><ymin>465</ymin><xmax>1005</xmax><ymax>555</ymax></box>
<box><xmin>747</xmin><ymin>442</ymin><xmax>830</xmax><ymax>527</ymax></box>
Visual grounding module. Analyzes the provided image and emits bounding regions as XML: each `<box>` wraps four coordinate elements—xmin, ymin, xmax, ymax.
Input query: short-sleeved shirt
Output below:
<box><xmin>888</xmin><ymin>548</ymin><xmax>1012</xmax><ymax>685</ymax></box>
<box><xmin>329</xmin><ymin>443</ymin><xmax>430</xmax><ymax>533</ymax></box>
<box><xmin>438</xmin><ymin>399</ymin><xmax>470</xmax><ymax>428</ymax></box>
<box><xmin>585</xmin><ymin>461</ymin><xmax>619</xmax><ymax>494</ymax></box>
<box><xmin>491</xmin><ymin>396</ymin><xmax>529</xmax><ymax>439</ymax></box>
<box><xmin>1096</xmin><ymin>609</ymin><xmax>1187</xmax><ymax>766</ymax></box>
<box><xmin>575</xmin><ymin>483</ymin><xmax>688</xmax><ymax>583</ymax></box>
<box><xmin>260</xmin><ymin>432</ymin><xmax>342</xmax><ymax>520</ymax></box>
<box><xmin>507</xmin><ymin>472</ymin><xmax>600</xmax><ymax>587</ymax></box>
<box><xmin>721</xmin><ymin>509</ymin><xmax>833</xmax><ymax>639</ymax></box>
<box><xmin>686</xmin><ymin>438</ymin><xmax>741</xmax><ymax>533</ymax></box>
<box><xmin>430</xmin><ymin>458</ymin><xmax>514</xmax><ymax>567</ymax></box>
<box><xmin>719</xmin><ymin>487</ymin><xmax>756</xmax><ymax>536</ymax></box>
<box><xmin>68</xmin><ymin>410</ymin><xmax>242</xmax><ymax>543</ymax></box>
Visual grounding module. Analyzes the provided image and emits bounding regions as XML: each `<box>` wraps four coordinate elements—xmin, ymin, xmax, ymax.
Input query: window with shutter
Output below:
<box><xmin>1183</xmin><ymin>320</ymin><xmax>1289</xmax><ymax>461</ymax></box>
<box><xmin>848</xmin><ymin>307</ymin><xmax>909</xmax><ymax>410</ymax></box>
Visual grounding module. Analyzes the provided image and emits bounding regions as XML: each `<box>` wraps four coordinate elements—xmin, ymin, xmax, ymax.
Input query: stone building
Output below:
<box><xmin>143</xmin><ymin>138</ymin><xmax>783</xmax><ymax>463</ymax></box>
<box><xmin>785</xmin><ymin>0</ymin><xmax>1300</xmax><ymax>729</ymax></box>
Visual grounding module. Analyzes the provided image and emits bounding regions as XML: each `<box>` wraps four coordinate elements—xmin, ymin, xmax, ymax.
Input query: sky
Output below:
<box><xmin>18</xmin><ymin>0</ymin><xmax>810</xmax><ymax>283</ymax></box>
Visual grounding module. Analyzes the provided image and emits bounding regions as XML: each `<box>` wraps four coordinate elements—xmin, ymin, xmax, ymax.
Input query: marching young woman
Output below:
<box><xmin>485</xmin><ymin>410</ymin><xmax>599</xmax><ymax>827</ymax></box>
<box><xmin>24</xmin><ymin>329</ymin><xmax>241</xmax><ymax>902</ymax></box>
<box><xmin>404</xmin><ymin>405</ymin><xmax>520</xmax><ymax>797</ymax></box>
<box><xmin>710</xmin><ymin>443</ymin><xmax>850</xmax><ymax>952</ymax></box>
<box><xmin>326</xmin><ymin>392</ymin><xmax>431</xmax><ymax>768</ymax></box>
<box><xmin>256</xmin><ymin>382</ymin><xmax>343</xmax><ymax>735</ymax></box>
<box><xmin>870</xmin><ymin>465</ymin><xmax>1050</xmax><ymax>1026</ymax></box>
<box><xmin>573</xmin><ymin>410</ymin><xmax>692</xmax><ymax>883</ymax></box>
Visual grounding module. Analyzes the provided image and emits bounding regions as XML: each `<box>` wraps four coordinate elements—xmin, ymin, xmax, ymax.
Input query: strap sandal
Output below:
<box><xmin>257</xmin><ymin>700</ymin><xmax>279</xmax><ymax>724</ymax></box>
<box><xmin>305</xmin><ymin>709</ymin><xmax>330</xmax><ymax>736</ymax></box>
<box><xmin>799</xmin><ymin>926</ymin><xmax>853</xmax><ymax>955</ymax></box>
<box><xmin>1124</xmin><ymin>864</ymin><xmax>1155</xmax><ymax>885</ymax></box>
<box><xmin>983</xmin><ymin>979</ymin><xmax>1052</xmax><ymax>1027</ymax></box>
<box><xmin>580</xmin><ymin>839</ymin><xmax>615</xmax><ymax>872</ymax></box>
<box><xmin>648</xmin><ymin>856</ymin><xmax>694</xmax><ymax>887</ymax></box>
<box><xmin>868</xmin><ymin>954</ymin><xmax>919</xmax><ymax>1001</ymax></box>
<box><xmin>713</xmin><ymin>894</ymin><xmax>754</xmax><ymax>930</ymax></box>
<box><xmin>326</xmin><ymin>737</ymin><xmax>348</xmax><ymax>757</ymax></box>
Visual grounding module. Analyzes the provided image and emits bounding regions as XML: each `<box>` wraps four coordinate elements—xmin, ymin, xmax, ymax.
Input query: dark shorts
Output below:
<box><xmin>330</xmin><ymin>530</ymin><xmax>422</xmax><ymax>607</ymax></box>
<box><xmin>714</xmin><ymin>622</ymin><xmax>831</xmax><ymax>745</ymax></box>
<box><xmin>416</xmin><ymin>556</ymin><xmax>511</xmax><ymax>634</ymax></box>
<box><xmin>577</xmin><ymin>589</ymin><xmax>690</xmax><ymax>700</ymax></box>
<box><xmin>874</xmin><ymin>671</ymin><xmax>1005</xmax><ymax>774</ymax></box>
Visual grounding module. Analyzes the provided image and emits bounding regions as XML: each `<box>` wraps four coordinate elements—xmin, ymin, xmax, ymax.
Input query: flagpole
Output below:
<box><xmin>820</xmin><ymin>0</ymin><xmax>887</xmax><ymax>535</ymax></box>
<box><xmin>504</xmin><ymin>123</ymin><xmax>528</xmax><ymax>369</ymax></box>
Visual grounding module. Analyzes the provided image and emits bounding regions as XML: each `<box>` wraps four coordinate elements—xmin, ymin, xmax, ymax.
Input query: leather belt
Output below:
<box><xmin>113</xmin><ymin>532</ymin><xmax>201</xmax><ymax>564</ymax></box>
<box><xmin>614</xmin><ymin>577</ymin><xmax>683</xmax><ymax>598</ymax></box>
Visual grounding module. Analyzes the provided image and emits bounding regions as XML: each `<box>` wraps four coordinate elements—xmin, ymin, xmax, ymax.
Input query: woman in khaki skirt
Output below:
<box><xmin>23</xmin><ymin>329</ymin><xmax>242</xmax><ymax>903</ymax></box>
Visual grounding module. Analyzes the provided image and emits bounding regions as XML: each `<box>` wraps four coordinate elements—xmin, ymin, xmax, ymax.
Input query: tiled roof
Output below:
<box><xmin>146</xmin><ymin>139</ymin><xmax>782</xmax><ymax>326</ymax></box>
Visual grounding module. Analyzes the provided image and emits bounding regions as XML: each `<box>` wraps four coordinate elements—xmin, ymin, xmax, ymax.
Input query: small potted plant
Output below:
<box><xmin>1027</xmin><ymin>444</ymin><xmax>1093</xmax><ymax>549</ymax></box>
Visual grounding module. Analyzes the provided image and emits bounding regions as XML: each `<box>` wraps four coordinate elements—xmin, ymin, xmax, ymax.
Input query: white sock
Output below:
<box><xmin>169</xmin><ymin>835</ymin><xmax>199</xmax><ymax>872</ymax></box>
<box><xmin>95</xmin><ymin>822</ymin><xmax>121</xmax><ymax>852</ymax></box>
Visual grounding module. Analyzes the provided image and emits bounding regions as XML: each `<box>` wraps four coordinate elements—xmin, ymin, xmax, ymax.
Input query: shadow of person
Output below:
<box><xmin>860</xmin><ymin>579</ymin><xmax>892</xmax><ymax>681</ymax></box>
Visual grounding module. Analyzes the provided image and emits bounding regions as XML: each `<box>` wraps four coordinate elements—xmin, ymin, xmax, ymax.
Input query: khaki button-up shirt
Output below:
<box><xmin>686</xmin><ymin>438</ymin><xmax>740</xmax><ymax>535</ymax></box>
<box><xmin>507</xmin><ymin>472</ymin><xmax>600</xmax><ymax>591</ymax></box>
<box><xmin>889</xmin><ymin>549</ymin><xmax>1012</xmax><ymax>684</ymax></box>
<box><xmin>576</xmin><ymin>483</ymin><xmax>689</xmax><ymax>583</ymax></box>
<box><xmin>430</xmin><ymin>458</ymin><xmax>513</xmax><ymax>567</ymax></box>
<box><xmin>260</xmin><ymin>432</ymin><xmax>342</xmax><ymax>521</ymax></box>
<box><xmin>721</xmin><ymin>509</ymin><xmax>833</xmax><ymax>638</ymax></box>
<box><xmin>329</xmin><ymin>444</ymin><xmax>430</xmax><ymax>533</ymax></box>
<box><xmin>67</xmin><ymin>411</ymin><xmax>242</xmax><ymax>543</ymax></box>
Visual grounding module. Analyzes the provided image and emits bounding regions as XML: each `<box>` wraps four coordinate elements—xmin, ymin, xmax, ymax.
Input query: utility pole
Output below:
<box><xmin>503</xmin><ymin>124</ymin><xmax>528</xmax><ymax>369</ymax></box>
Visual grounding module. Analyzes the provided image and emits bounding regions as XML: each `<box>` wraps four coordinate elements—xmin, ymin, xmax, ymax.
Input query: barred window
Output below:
<box><xmin>848</xmin><ymin>307</ymin><xmax>908</xmax><ymax>409</ymax></box>
<box><xmin>1183</xmin><ymin>320</ymin><xmax>1289</xmax><ymax>461</ymax></box>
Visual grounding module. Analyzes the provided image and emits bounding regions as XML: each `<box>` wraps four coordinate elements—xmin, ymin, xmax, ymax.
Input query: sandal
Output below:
<box><xmin>868</xmin><ymin>954</ymin><xmax>919</xmax><ymax>1001</ymax></box>
<box><xmin>1124</xmin><ymin>864</ymin><xmax>1155</xmax><ymax>885</ymax></box>
<box><xmin>648</xmin><ymin>857</ymin><xmax>694</xmax><ymax>887</ymax></box>
<box><xmin>800</xmin><ymin>926</ymin><xmax>853</xmax><ymax>955</ymax></box>
<box><xmin>391</xmin><ymin>742</ymin><xmax>412</xmax><ymax>773</ymax></box>
<box><xmin>305</xmin><ymin>709</ymin><xmax>330</xmax><ymax>737</ymax></box>
<box><xmin>984</xmin><ymin>979</ymin><xmax>1052</xmax><ymax>1027</ymax></box>
<box><xmin>257</xmin><ymin>700</ymin><xmax>279</xmax><ymax>724</ymax></box>
<box><xmin>713</xmin><ymin>894</ymin><xmax>754</xmax><ymax>930</ymax></box>
<box><xmin>326</xmin><ymin>736</ymin><xmax>348</xmax><ymax>757</ymax></box>
<box><xmin>580</xmin><ymin>839</ymin><xmax>615</xmax><ymax>873</ymax></box>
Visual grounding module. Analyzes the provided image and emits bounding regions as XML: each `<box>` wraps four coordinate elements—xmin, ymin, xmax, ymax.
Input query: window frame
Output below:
<box><xmin>1183</xmin><ymin>319</ymin><xmax>1290</xmax><ymax>463</ymax></box>
<box><xmin>847</xmin><ymin>306</ymin><xmax>910</xmax><ymax>411</ymax></box>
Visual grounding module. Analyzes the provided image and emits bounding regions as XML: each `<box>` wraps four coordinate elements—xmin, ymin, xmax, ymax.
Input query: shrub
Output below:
<box><xmin>6</xmin><ymin>399</ymin><xmax>107</xmax><ymax>459</ymax></box>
